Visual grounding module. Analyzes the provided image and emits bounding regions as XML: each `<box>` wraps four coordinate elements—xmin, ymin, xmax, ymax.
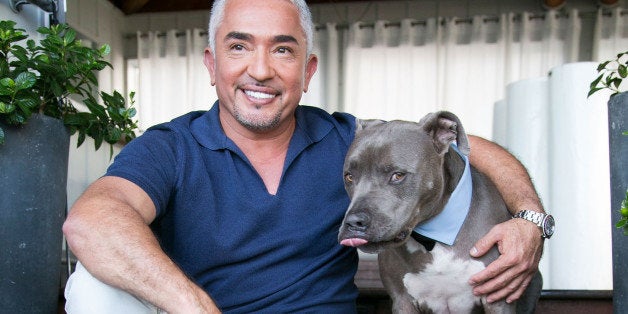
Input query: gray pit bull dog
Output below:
<box><xmin>338</xmin><ymin>111</ymin><xmax>542</xmax><ymax>313</ymax></box>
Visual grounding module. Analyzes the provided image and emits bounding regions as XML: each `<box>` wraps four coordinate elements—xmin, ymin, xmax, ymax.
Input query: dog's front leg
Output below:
<box><xmin>391</xmin><ymin>293</ymin><xmax>420</xmax><ymax>314</ymax></box>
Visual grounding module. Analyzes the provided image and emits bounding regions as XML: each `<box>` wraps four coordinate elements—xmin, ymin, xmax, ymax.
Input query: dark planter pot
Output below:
<box><xmin>0</xmin><ymin>114</ymin><xmax>70</xmax><ymax>313</ymax></box>
<box><xmin>608</xmin><ymin>92</ymin><xmax>628</xmax><ymax>314</ymax></box>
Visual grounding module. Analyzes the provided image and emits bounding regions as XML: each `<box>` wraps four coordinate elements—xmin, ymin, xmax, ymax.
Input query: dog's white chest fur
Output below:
<box><xmin>402</xmin><ymin>244</ymin><xmax>486</xmax><ymax>313</ymax></box>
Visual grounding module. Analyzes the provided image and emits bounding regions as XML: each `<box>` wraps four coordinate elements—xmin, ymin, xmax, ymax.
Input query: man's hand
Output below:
<box><xmin>468</xmin><ymin>218</ymin><xmax>544</xmax><ymax>303</ymax></box>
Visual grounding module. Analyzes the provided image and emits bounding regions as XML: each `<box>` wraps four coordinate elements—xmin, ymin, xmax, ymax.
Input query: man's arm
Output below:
<box><xmin>63</xmin><ymin>176</ymin><xmax>221</xmax><ymax>314</ymax></box>
<box><xmin>467</xmin><ymin>135</ymin><xmax>545</xmax><ymax>304</ymax></box>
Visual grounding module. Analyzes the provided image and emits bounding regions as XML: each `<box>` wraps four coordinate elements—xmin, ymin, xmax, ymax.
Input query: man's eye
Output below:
<box><xmin>276</xmin><ymin>47</ymin><xmax>292</xmax><ymax>54</ymax></box>
<box><xmin>390</xmin><ymin>172</ymin><xmax>406</xmax><ymax>184</ymax></box>
<box><xmin>230</xmin><ymin>44</ymin><xmax>245</xmax><ymax>51</ymax></box>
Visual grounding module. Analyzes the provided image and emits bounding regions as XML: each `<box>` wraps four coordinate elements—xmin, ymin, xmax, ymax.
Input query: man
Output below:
<box><xmin>63</xmin><ymin>0</ymin><xmax>546</xmax><ymax>312</ymax></box>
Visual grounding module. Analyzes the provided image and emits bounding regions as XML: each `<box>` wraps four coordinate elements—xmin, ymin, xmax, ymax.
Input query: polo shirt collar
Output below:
<box><xmin>412</xmin><ymin>143</ymin><xmax>472</xmax><ymax>246</ymax></box>
<box><xmin>190</xmin><ymin>102</ymin><xmax>333</xmax><ymax>154</ymax></box>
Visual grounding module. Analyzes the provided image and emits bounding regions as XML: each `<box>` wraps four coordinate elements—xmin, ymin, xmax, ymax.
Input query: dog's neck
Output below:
<box><xmin>418</xmin><ymin>147</ymin><xmax>467</xmax><ymax>222</ymax></box>
<box><xmin>444</xmin><ymin>148</ymin><xmax>466</xmax><ymax>194</ymax></box>
<box><xmin>412</xmin><ymin>144</ymin><xmax>473</xmax><ymax>247</ymax></box>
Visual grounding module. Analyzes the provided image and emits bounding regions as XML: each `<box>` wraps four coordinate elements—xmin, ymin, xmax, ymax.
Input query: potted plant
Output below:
<box><xmin>589</xmin><ymin>50</ymin><xmax>627</xmax><ymax>314</ymax></box>
<box><xmin>0</xmin><ymin>20</ymin><xmax>138</xmax><ymax>312</ymax></box>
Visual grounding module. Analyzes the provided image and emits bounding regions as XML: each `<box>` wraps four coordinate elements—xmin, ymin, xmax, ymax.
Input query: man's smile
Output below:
<box><xmin>244</xmin><ymin>90</ymin><xmax>277</xmax><ymax>100</ymax></box>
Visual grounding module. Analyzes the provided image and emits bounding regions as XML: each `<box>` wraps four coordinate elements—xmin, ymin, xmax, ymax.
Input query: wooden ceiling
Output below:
<box><xmin>107</xmin><ymin>0</ymin><xmax>373</xmax><ymax>15</ymax></box>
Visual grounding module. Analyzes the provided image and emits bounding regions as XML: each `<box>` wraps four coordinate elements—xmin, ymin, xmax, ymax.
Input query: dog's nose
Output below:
<box><xmin>344</xmin><ymin>212</ymin><xmax>370</xmax><ymax>232</ymax></box>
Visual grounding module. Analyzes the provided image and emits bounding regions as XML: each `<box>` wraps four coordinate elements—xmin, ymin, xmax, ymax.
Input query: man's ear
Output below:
<box><xmin>203</xmin><ymin>48</ymin><xmax>216</xmax><ymax>86</ymax></box>
<box><xmin>303</xmin><ymin>54</ymin><xmax>318</xmax><ymax>93</ymax></box>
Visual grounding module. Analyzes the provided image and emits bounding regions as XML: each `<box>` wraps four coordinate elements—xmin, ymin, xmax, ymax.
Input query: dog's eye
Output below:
<box><xmin>344</xmin><ymin>173</ymin><xmax>353</xmax><ymax>184</ymax></box>
<box><xmin>390</xmin><ymin>172</ymin><xmax>406</xmax><ymax>184</ymax></box>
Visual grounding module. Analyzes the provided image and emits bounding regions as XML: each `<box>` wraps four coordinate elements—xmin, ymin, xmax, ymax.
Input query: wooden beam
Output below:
<box><xmin>121</xmin><ymin>0</ymin><xmax>150</xmax><ymax>14</ymax></box>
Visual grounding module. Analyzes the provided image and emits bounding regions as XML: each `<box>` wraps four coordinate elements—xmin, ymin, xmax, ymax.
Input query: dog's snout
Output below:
<box><xmin>344</xmin><ymin>212</ymin><xmax>370</xmax><ymax>232</ymax></box>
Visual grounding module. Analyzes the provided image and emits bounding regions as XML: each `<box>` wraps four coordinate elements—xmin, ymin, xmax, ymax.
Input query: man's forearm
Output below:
<box><xmin>63</xmin><ymin>178</ymin><xmax>220</xmax><ymax>313</ymax></box>
<box><xmin>467</xmin><ymin>135</ymin><xmax>545</xmax><ymax>215</ymax></box>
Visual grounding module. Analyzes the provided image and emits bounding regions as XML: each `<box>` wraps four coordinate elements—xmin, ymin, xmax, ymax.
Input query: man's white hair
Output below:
<box><xmin>208</xmin><ymin>0</ymin><xmax>315</xmax><ymax>56</ymax></box>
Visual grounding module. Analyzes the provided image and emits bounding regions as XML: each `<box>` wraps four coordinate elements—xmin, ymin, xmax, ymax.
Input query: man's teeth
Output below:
<box><xmin>245</xmin><ymin>90</ymin><xmax>275</xmax><ymax>99</ymax></box>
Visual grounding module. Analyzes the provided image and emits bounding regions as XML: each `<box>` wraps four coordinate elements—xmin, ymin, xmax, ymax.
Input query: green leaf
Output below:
<box><xmin>0</xmin><ymin>77</ymin><xmax>15</xmax><ymax>88</ymax></box>
<box><xmin>93</xmin><ymin>133</ymin><xmax>103</xmax><ymax>151</ymax></box>
<box><xmin>11</xmin><ymin>45</ymin><xmax>29</xmax><ymax>62</ymax></box>
<box><xmin>597</xmin><ymin>61</ymin><xmax>610</xmax><ymax>72</ymax></box>
<box><xmin>84</xmin><ymin>97</ymin><xmax>107</xmax><ymax>120</ymax></box>
<box><xmin>15</xmin><ymin>97</ymin><xmax>37</xmax><ymax>110</ymax></box>
<box><xmin>37</xmin><ymin>26</ymin><xmax>52</xmax><ymax>35</ymax></box>
<box><xmin>14</xmin><ymin>72</ymin><xmax>36</xmax><ymax>90</ymax></box>
<box><xmin>590</xmin><ymin>74</ymin><xmax>603</xmax><ymax>89</ymax></box>
<box><xmin>619</xmin><ymin>64</ymin><xmax>627</xmax><ymax>78</ymax></box>
<box><xmin>0</xmin><ymin>101</ymin><xmax>14</xmax><ymax>113</ymax></box>
<box><xmin>0</xmin><ymin>101</ymin><xmax>6</xmax><ymax>113</ymax></box>
<box><xmin>76</xmin><ymin>131</ymin><xmax>86</xmax><ymax>148</ymax></box>
<box><xmin>0</xmin><ymin>78</ymin><xmax>15</xmax><ymax>95</ymax></box>
<box><xmin>587</xmin><ymin>87</ymin><xmax>603</xmax><ymax>98</ymax></box>
<box><xmin>37</xmin><ymin>54</ymin><xmax>50</xmax><ymax>64</ymax></box>
<box><xmin>617</xmin><ymin>219</ymin><xmax>627</xmax><ymax>228</ymax></box>
<box><xmin>612</xmin><ymin>77</ymin><xmax>622</xmax><ymax>89</ymax></box>
<box><xmin>106</xmin><ymin>126</ymin><xmax>122</xmax><ymax>143</ymax></box>
<box><xmin>99</xmin><ymin>44</ymin><xmax>111</xmax><ymax>56</ymax></box>
<box><xmin>127</xmin><ymin>107</ymin><xmax>137</xmax><ymax>118</ymax></box>
<box><xmin>26</xmin><ymin>39</ymin><xmax>36</xmax><ymax>50</ymax></box>
<box><xmin>63</xmin><ymin>28</ymin><xmax>76</xmax><ymax>45</ymax></box>
<box><xmin>63</xmin><ymin>111</ymin><xmax>92</xmax><ymax>126</ymax></box>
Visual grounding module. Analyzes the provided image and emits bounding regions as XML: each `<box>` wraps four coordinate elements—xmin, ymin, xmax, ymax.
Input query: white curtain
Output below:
<box><xmin>342</xmin><ymin>10</ymin><xmax>581</xmax><ymax>139</ymax></box>
<box><xmin>593</xmin><ymin>7</ymin><xmax>628</xmax><ymax>92</ymax></box>
<box><xmin>302</xmin><ymin>23</ymin><xmax>341</xmax><ymax>112</ymax></box>
<box><xmin>343</xmin><ymin>19</ymin><xmax>441</xmax><ymax>124</ymax></box>
<box><xmin>134</xmin><ymin>29</ymin><xmax>216</xmax><ymax>131</ymax></box>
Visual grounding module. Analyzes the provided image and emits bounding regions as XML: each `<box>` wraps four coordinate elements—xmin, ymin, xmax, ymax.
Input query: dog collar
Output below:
<box><xmin>410</xmin><ymin>232</ymin><xmax>436</xmax><ymax>251</ymax></box>
<box><xmin>412</xmin><ymin>143</ymin><xmax>472</xmax><ymax>246</ymax></box>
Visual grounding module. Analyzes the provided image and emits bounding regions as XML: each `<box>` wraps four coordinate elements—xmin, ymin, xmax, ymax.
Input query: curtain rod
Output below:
<box><xmin>127</xmin><ymin>8</ymin><xmax>625</xmax><ymax>38</ymax></box>
<box><xmin>316</xmin><ymin>8</ymin><xmax>626</xmax><ymax>30</ymax></box>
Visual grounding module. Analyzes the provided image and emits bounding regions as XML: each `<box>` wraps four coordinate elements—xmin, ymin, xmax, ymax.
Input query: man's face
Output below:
<box><xmin>204</xmin><ymin>0</ymin><xmax>318</xmax><ymax>133</ymax></box>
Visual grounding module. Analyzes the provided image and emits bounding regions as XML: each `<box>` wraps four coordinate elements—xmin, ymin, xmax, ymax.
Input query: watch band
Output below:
<box><xmin>513</xmin><ymin>210</ymin><xmax>554</xmax><ymax>239</ymax></box>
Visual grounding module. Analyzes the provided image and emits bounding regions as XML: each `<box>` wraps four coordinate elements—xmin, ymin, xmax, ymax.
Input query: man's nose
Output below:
<box><xmin>247</xmin><ymin>51</ymin><xmax>275</xmax><ymax>81</ymax></box>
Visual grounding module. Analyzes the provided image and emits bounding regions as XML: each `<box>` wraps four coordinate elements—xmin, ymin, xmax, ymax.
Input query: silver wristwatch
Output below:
<box><xmin>513</xmin><ymin>210</ymin><xmax>555</xmax><ymax>239</ymax></box>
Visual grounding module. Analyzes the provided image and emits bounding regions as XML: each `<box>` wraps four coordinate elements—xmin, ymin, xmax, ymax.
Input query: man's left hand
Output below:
<box><xmin>468</xmin><ymin>218</ymin><xmax>544</xmax><ymax>303</ymax></box>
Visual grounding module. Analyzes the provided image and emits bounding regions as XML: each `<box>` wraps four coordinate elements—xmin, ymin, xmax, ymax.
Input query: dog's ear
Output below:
<box><xmin>355</xmin><ymin>118</ymin><xmax>386</xmax><ymax>132</ymax></box>
<box><xmin>419</xmin><ymin>111</ymin><xmax>469</xmax><ymax>156</ymax></box>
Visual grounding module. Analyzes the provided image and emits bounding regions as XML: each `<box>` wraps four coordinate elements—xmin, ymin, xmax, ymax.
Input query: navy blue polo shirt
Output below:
<box><xmin>106</xmin><ymin>102</ymin><xmax>359</xmax><ymax>313</ymax></box>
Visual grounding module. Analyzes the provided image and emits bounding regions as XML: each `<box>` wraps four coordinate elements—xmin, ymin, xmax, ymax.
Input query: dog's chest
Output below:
<box><xmin>402</xmin><ymin>244</ymin><xmax>486</xmax><ymax>313</ymax></box>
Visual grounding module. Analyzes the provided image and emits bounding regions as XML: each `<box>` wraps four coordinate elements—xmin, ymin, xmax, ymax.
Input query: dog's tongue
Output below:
<box><xmin>340</xmin><ymin>238</ymin><xmax>368</xmax><ymax>247</ymax></box>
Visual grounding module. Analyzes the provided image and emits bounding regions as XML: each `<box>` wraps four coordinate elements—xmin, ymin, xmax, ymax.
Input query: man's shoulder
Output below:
<box><xmin>297</xmin><ymin>106</ymin><xmax>357</xmax><ymax>141</ymax></box>
<box><xmin>149</xmin><ymin>111</ymin><xmax>207</xmax><ymax>132</ymax></box>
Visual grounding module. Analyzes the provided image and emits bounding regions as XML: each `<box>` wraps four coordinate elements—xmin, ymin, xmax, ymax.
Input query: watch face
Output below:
<box><xmin>543</xmin><ymin>215</ymin><xmax>555</xmax><ymax>238</ymax></box>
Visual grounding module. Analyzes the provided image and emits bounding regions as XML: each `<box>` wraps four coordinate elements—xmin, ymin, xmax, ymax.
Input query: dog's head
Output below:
<box><xmin>338</xmin><ymin>111</ymin><xmax>468</xmax><ymax>253</ymax></box>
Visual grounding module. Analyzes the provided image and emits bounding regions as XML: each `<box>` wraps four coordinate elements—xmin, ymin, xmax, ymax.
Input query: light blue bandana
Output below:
<box><xmin>413</xmin><ymin>144</ymin><xmax>472</xmax><ymax>245</ymax></box>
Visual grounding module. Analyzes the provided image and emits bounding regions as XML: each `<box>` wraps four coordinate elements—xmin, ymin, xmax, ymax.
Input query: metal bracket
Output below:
<box><xmin>9</xmin><ymin>0</ymin><xmax>29</xmax><ymax>13</ymax></box>
<box><xmin>10</xmin><ymin>0</ymin><xmax>57</xmax><ymax>13</ymax></box>
<box><xmin>9</xmin><ymin>0</ymin><xmax>59</xmax><ymax>24</ymax></box>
